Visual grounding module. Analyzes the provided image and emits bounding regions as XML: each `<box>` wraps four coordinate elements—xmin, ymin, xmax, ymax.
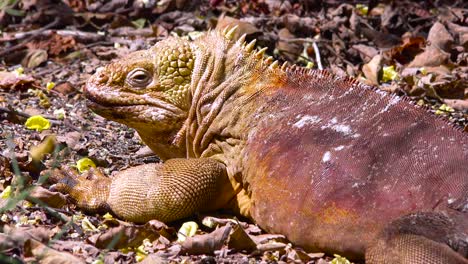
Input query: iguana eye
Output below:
<box><xmin>127</xmin><ymin>68</ymin><xmax>152</xmax><ymax>88</ymax></box>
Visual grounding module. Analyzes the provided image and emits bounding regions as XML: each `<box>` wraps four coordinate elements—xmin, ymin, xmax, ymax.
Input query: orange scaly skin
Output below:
<box><xmin>48</xmin><ymin>29</ymin><xmax>468</xmax><ymax>263</ymax></box>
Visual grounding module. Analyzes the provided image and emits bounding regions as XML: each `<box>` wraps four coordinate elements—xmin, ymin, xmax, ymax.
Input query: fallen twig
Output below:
<box><xmin>0</xmin><ymin>18</ymin><xmax>60</xmax><ymax>58</ymax></box>
<box><xmin>0</xmin><ymin>106</ymin><xmax>62</xmax><ymax>125</ymax></box>
<box><xmin>312</xmin><ymin>41</ymin><xmax>323</xmax><ymax>70</ymax></box>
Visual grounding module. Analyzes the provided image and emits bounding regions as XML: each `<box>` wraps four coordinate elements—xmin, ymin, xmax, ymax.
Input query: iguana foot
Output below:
<box><xmin>44</xmin><ymin>166</ymin><xmax>111</xmax><ymax>213</ymax></box>
<box><xmin>44</xmin><ymin>159</ymin><xmax>234</xmax><ymax>223</ymax></box>
<box><xmin>366</xmin><ymin>211</ymin><xmax>468</xmax><ymax>264</ymax></box>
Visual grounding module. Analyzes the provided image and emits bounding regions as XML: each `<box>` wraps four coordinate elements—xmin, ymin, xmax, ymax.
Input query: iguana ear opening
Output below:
<box><xmin>151</xmin><ymin>38</ymin><xmax>194</xmax><ymax>110</ymax></box>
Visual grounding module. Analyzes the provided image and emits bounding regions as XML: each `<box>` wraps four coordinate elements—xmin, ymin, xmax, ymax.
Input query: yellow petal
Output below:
<box><xmin>0</xmin><ymin>186</ymin><xmax>12</xmax><ymax>199</ymax></box>
<box><xmin>356</xmin><ymin>4</ymin><xmax>368</xmax><ymax>16</ymax></box>
<box><xmin>46</xmin><ymin>81</ymin><xmax>55</xmax><ymax>91</ymax></box>
<box><xmin>102</xmin><ymin>212</ymin><xmax>113</xmax><ymax>220</ymax></box>
<box><xmin>331</xmin><ymin>254</ymin><xmax>351</xmax><ymax>264</ymax></box>
<box><xmin>382</xmin><ymin>65</ymin><xmax>399</xmax><ymax>82</ymax></box>
<box><xmin>81</xmin><ymin>216</ymin><xmax>98</xmax><ymax>232</ymax></box>
<box><xmin>177</xmin><ymin>221</ymin><xmax>198</xmax><ymax>242</ymax></box>
<box><xmin>76</xmin><ymin>157</ymin><xmax>96</xmax><ymax>173</ymax></box>
<box><xmin>25</xmin><ymin>115</ymin><xmax>51</xmax><ymax>131</ymax></box>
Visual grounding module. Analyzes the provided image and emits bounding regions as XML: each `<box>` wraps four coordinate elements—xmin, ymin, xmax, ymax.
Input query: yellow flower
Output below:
<box><xmin>76</xmin><ymin>157</ymin><xmax>96</xmax><ymax>173</ymax></box>
<box><xmin>25</xmin><ymin>115</ymin><xmax>51</xmax><ymax>131</ymax></box>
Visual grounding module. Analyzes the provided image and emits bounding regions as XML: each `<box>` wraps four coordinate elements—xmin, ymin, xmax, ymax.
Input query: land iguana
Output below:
<box><xmin>47</xmin><ymin>28</ymin><xmax>468</xmax><ymax>263</ymax></box>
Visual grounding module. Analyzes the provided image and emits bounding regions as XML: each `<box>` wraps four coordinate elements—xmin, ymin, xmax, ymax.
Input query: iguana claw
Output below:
<box><xmin>42</xmin><ymin>167</ymin><xmax>111</xmax><ymax>213</ymax></box>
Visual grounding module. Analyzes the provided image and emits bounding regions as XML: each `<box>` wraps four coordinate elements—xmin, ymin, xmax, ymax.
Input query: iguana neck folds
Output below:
<box><xmin>183</xmin><ymin>31</ymin><xmax>284</xmax><ymax>158</ymax></box>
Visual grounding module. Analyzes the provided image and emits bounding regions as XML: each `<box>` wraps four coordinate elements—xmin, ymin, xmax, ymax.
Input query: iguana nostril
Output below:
<box><xmin>92</xmin><ymin>67</ymin><xmax>108</xmax><ymax>83</ymax></box>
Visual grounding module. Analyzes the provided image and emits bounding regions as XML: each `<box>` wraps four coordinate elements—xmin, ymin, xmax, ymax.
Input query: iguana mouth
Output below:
<box><xmin>85</xmin><ymin>84</ymin><xmax>184</xmax><ymax>116</ymax></box>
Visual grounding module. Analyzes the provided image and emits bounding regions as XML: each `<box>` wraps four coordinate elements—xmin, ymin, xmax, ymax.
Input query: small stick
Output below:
<box><xmin>0</xmin><ymin>18</ymin><xmax>60</xmax><ymax>58</ymax></box>
<box><xmin>312</xmin><ymin>41</ymin><xmax>323</xmax><ymax>70</ymax></box>
<box><xmin>0</xmin><ymin>106</ymin><xmax>62</xmax><ymax>125</ymax></box>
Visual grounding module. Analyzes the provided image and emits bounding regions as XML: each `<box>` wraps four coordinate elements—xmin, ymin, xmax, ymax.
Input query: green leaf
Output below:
<box><xmin>5</xmin><ymin>8</ymin><xmax>24</xmax><ymax>17</ymax></box>
<box><xmin>131</xmin><ymin>18</ymin><xmax>146</xmax><ymax>29</ymax></box>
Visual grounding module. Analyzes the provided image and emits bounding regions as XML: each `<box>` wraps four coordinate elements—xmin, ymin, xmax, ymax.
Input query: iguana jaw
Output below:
<box><xmin>85</xmin><ymin>80</ymin><xmax>185</xmax><ymax>130</ymax></box>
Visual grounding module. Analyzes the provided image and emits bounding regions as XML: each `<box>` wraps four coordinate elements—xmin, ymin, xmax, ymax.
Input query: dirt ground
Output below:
<box><xmin>0</xmin><ymin>0</ymin><xmax>467</xmax><ymax>263</ymax></box>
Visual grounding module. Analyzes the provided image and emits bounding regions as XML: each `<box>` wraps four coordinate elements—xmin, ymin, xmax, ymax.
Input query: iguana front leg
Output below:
<box><xmin>46</xmin><ymin>158</ymin><xmax>234</xmax><ymax>223</ymax></box>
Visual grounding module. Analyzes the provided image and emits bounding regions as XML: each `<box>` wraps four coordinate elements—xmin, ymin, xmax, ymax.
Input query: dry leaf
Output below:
<box><xmin>56</xmin><ymin>131</ymin><xmax>81</xmax><ymax>150</ymax></box>
<box><xmin>362</xmin><ymin>54</ymin><xmax>382</xmax><ymax>85</ymax></box>
<box><xmin>28</xmin><ymin>186</ymin><xmax>67</xmax><ymax>208</ymax></box>
<box><xmin>88</xmin><ymin>220</ymin><xmax>172</xmax><ymax>249</ymax></box>
<box><xmin>24</xmin><ymin>239</ymin><xmax>85</xmax><ymax>264</ymax></box>
<box><xmin>352</xmin><ymin>44</ymin><xmax>378</xmax><ymax>62</ymax></box>
<box><xmin>0</xmin><ymin>226</ymin><xmax>52</xmax><ymax>252</ymax></box>
<box><xmin>30</xmin><ymin>135</ymin><xmax>56</xmax><ymax>162</ymax></box>
<box><xmin>22</xmin><ymin>49</ymin><xmax>48</xmax><ymax>68</ymax></box>
<box><xmin>385</xmin><ymin>36</ymin><xmax>425</xmax><ymax>64</ymax></box>
<box><xmin>0</xmin><ymin>71</ymin><xmax>39</xmax><ymax>91</ymax></box>
<box><xmin>277</xmin><ymin>28</ymin><xmax>302</xmax><ymax>61</ymax></box>
<box><xmin>427</xmin><ymin>22</ymin><xmax>454</xmax><ymax>52</ymax></box>
<box><xmin>180</xmin><ymin>224</ymin><xmax>231</xmax><ymax>255</ymax></box>
<box><xmin>443</xmin><ymin>99</ymin><xmax>468</xmax><ymax>111</ymax></box>
<box><xmin>54</xmin><ymin>82</ymin><xmax>76</xmax><ymax>95</ymax></box>
<box><xmin>227</xmin><ymin>223</ymin><xmax>257</xmax><ymax>251</ymax></box>
<box><xmin>408</xmin><ymin>46</ymin><xmax>450</xmax><ymax>68</ymax></box>
<box><xmin>250</xmin><ymin>233</ymin><xmax>287</xmax><ymax>245</ymax></box>
<box><xmin>216</xmin><ymin>16</ymin><xmax>259</xmax><ymax>41</ymax></box>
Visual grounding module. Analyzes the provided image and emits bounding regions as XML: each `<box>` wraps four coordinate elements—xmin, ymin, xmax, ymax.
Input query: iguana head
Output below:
<box><xmin>85</xmin><ymin>28</ymin><xmax>283</xmax><ymax>159</ymax></box>
<box><xmin>85</xmin><ymin>36</ymin><xmax>196</xmax><ymax>159</ymax></box>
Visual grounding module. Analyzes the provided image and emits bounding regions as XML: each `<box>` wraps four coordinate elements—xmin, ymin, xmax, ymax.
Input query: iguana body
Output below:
<box><xmin>50</xmin><ymin>29</ymin><xmax>468</xmax><ymax>263</ymax></box>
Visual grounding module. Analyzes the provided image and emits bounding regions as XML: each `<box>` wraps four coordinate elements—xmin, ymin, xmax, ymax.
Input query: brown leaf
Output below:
<box><xmin>216</xmin><ymin>16</ymin><xmax>260</xmax><ymax>41</ymax></box>
<box><xmin>24</xmin><ymin>239</ymin><xmax>85</xmax><ymax>264</ymax></box>
<box><xmin>27</xmin><ymin>186</ymin><xmax>68</xmax><ymax>209</ymax></box>
<box><xmin>360</xmin><ymin>27</ymin><xmax>401</xmax><ymax>50</ymax></box>
<box><xmin>0</xmin><ymin>225</ymin><xmax>52</xmax><ymax>252</ymax></box>
<box><xmin>50</xmin><ymin>240</ymin><xmax>100</xmax><ymax>259</ymax></box>
<box><xmin>362</xmin><ymin>54</ymin><xmax>382</xmax><ymax>85</ymax></box>
<box><xmin>443</xmin><ymin>99</ymin><xmax>468</xmax><ymax>111</ymax></box>
<box><xmin>276</xmin><ymin>28</ymin><xmax>302</xmax><ymax>61</ymax></box>
<box><xmin>408</xmin><ymin>46</ymin><xmax>450</xmax><ymax>68</ymax></box>
<box><xmin>87</xmin><ymin>221</ymin><xmax>170</xmax><ymax>249</ymax></box>
<box><xmin>22</xmin><ymin>49</ymin><xmax>48</xmax><ymax>68</ymax></box>
<box><xmin>446</xmin><ymin>22</ymin><xmax>468</xmax><ymax>47</ymax></box>
<box><xmin>282</xmin><ymin>14</ymin><xmax>318</xmax><ymax>35</ymax></box>
<box><xmin>352</xmin><ymin>44</ymin><xmax>378</xmax><ymax>63</ymax></box>
<box><xmin>249</xmin><ymin>233</ymin><xmax>287</xmax><ymax>245</ymax></box>
<box><xmin>26</xmin><ymin>32</ymin><xmax>77</xmax><ymax>57</ymax></box>
<box><xmin>287</xmin><ymin>247</ymin><xmax>314</xmax><ymax>263</ymax></box>
<box><xmin>254</xmin><ymin>242</ymin><xmax>287</xmax><ymax>254</ymax></box>
<box><xmin>0</xmin><ymin>155</ymin><xmax>13</xmax><ymax>182</ymax></box>
<box><xmin>54</xmin><ymin>82</ymin><xmax>76</xmax><ymax>95</ymax></box>
<box><xmin>227</xmin><ymin>223</ymin><xmax>257</xmax><ymax>251</ymax></box>
<box><xmin>180</xmin><ymin>224</ymin><xmax>231</xmax><ymax>255</ymax></box>
<box><xmin>0</xmin><ymin>71</ymin><xmax>39</xmax><ymax>91</ymax></box>
<box><xmin>56</xmin><ymin>131</ymin><xmax>81</xmax><ymax>151</ymax></box>
<box><xmin>385</xmin><ymin>36</ymin><xmax>425</xmax><ymax>64</ymax></box>
<box><xmin>428</xmin><ymin>22</ymin><xmax>454</xmax><ymax>52</ymax></box>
